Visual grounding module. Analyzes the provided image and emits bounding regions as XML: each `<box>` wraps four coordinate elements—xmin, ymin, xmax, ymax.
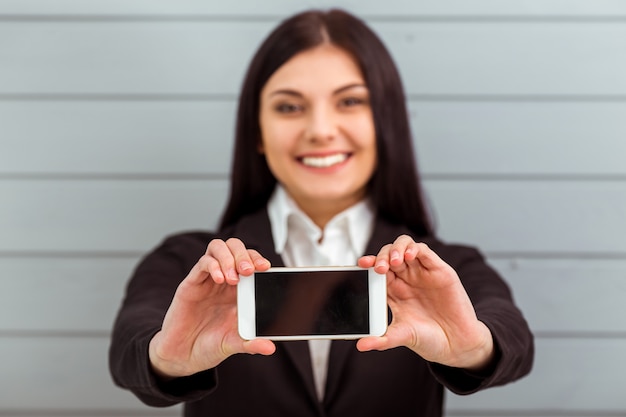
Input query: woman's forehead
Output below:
<box><xmin>262</xmin><ymin>44</ymin><xmax>365</xmax><ymax>96</ymax></box>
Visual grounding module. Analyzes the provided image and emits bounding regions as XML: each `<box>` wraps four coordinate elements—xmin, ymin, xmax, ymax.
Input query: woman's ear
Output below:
<box><xmin>257</xmin><ymin>139</ymin><xmax>265</xmax><ymax>154</ymax></box>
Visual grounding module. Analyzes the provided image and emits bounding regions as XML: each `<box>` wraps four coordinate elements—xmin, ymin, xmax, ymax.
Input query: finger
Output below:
<box><xmin>242</xmin><ymin>339</ymin><xmax>276</xmax><ymax>356</ymax></box>
<box><xmin>388</xmin><ymin>235</ymin><xmax>417</xmax><ymax>267</ymax></box>
<box><xmin>356</xmin><ymin>334</ymin><xmax>401</xmax><ymax>352</ymax></box>
<box><xmin>356</xmin><ymin>335</ymin><xmax>385</xmax><ymax>352</ymax></box>
<box><xmin>247</xmin><ymin>249</ymin><xmax>271</xmax><ymax>273</ymax></box>
<box><xmin>195</xmin><ymin>254</ymin><xmax>225</xmax><ymax>284</ymax></box>
<box><xmin>207</xmin><ymin>238</ymin><xmax>236</xmax><ymax>266</ymax></box>
<box><xmin>356</xmin><ymin>326</ymin><xmax>410</xmax><ymax>352</ymax></box>
<box><xmin>225</xmin><ymin>238</ymin><xmax>256</xmax><ymax>282</ymax></box>
<box><xmin>206</xmin><ymin>239</ymin><xmax>240</xmax><ymax>284</ymax></box>
<box><xmin>372</xmin><ymin>244</ymin><xmax>392</xmax><ymax>274</ymax></box>
<box><xmin>357</xmin><ymin>255</ymin><xmax>376</xmax><ymax>268</ymax></box>
<box><xmin>206</xmin><ymin>239</ymin><xmax>237</xmax><ymax>283</ymax></box>
<box><xmin>413</xmin><ymin>242</ymin><xmax>447</xmax><ymax>271</ymax></box>
<box><xmin>403</xmin><ymin>241</ymin><xmax>421</xmax><ymax>262</ymax></box>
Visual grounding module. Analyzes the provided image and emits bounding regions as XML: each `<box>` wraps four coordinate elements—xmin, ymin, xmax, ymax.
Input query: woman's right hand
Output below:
<box><xmin>148</xmin><ymin>238</ymin><xmax>275</xmax><ymax>380</ymax></box>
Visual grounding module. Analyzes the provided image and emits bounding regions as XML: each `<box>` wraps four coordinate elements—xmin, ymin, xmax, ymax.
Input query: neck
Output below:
<box><xmin>295</xmin><ymin>196</ymin><xmax>364</xmax><ymax>230</ymax></box>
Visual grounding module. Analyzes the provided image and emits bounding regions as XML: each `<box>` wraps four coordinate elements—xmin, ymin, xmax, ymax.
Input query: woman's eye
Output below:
<box><xmin>340</xmin><ymin>97</ymin><xmax>367</xmax><ymax>107</ymax></box>
<box><xmin>275</xmin><ymin>103</ymin><xmax>302</xmax><ymax>113</ymax></box>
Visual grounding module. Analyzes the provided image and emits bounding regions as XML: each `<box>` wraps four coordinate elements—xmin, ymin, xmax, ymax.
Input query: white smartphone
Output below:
<box><xmin>237</xmin><ymin>266</ymin><xmax>388</xmax><ymax>341</ymax></box>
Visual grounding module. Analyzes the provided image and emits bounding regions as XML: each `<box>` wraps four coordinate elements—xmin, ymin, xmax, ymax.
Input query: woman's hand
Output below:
<box><xmin>148</xmin><ymin>238</ymin><xmax>276</xmax><ymax>380</ymax></box>
<box><xmin>356</xmin><ymin>235</ymin><xmax>495</xmax><ymax>371</ymax></box>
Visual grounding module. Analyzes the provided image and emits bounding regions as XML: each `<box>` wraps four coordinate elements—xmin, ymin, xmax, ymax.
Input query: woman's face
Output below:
<box><xmin>259</xmin><ymin>44</ymin><xmax>377</xmax><ymax>226</ymax></box>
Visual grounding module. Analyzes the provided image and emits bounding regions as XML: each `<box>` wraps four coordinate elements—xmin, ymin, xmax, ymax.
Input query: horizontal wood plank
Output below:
<box><xmin>0</xmin><ymin>257</ymin><xmax>138</xmax><ymax>333</ymax></box>
<box><xmin>0</xmin><ymin>336</ymin><xmax>623</xmax><ymax>412</ymax></box>
<box><xmin>3</xmin><ymin>101</ymin><xmax>626</xmax><ymax>177</ymax></box>
<box><xmin>1</xmin><ymin>22</ymin><xmax>625</xmax><ymax>96</ymax></box>
<box><xmin>426</xmin><ymin>179</ymin><xmax>626</xmax><ymax>254</ymax></box>
<box><xmin>2</xmin><ymin>257</ymin><xmax>625</xmax><ymax>335</ymax></box>
<box><xmin>0</xmin><ymin>336</ymin><xmax>183</xmax><ymax>412</ymax></box>
<box><xmin>0</xmin><ymin>179</ymin><xmax>226</xmax><ymax>253</ymax></box>
<box><xmin>2</xmin><ymin>179</ymin><xmax>625</xmax><ymax>254</ymax></box>
<box><xmin>2</xmin><ymin>0</ymin><xmax>626</xmax><ymax>17</ymax></box>
<box><xmin>445</xmin><ymin>338</ymin><xmax>626</xmax><ymax>412</ymax></box>
<box><xmin>488</xmin><ymin>258</ymin><xmax>626</xmax><ymax>334</ymax></box>
<box><xmin>0</xmin><ymin>100</ymin><xmax>237</xmax><ymax>176</ymax></box>
<box><xmin>375</xmin><ymin>21</ymin><xmax>626</xmax><ymax>97</ymax></box>
<box><xmin>412</xmin><ymin>101</ymin><xmax>626</xmax><ymax>176</ymax></box>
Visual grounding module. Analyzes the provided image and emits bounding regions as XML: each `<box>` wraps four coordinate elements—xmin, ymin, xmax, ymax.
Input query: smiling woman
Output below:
<box><xmin>109</xmin><ymin>8</ymin><xmax>534</xmax><ymax>417</ymax></box>
<box><xmin>258</xmin><ymin>44</ymin><xmax>377</xmax><ymax>228</ymax></box>
<box><xmin>219</xmin><ymin>9</ymin><xmax>433</xmax><ymax>238</ymax></box>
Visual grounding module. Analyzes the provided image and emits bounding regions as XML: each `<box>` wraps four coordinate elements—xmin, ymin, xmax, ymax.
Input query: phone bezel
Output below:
<box><xmin>237</xmin><ymin>266</ymin><xmax>387</xmax><ymax>341</ymax></box>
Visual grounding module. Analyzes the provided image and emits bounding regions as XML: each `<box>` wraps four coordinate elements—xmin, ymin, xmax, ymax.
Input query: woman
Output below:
<box><xmin>109</xmin><ymin>9</ymin><xmax>533</xmax><ymax>417</ymax></box>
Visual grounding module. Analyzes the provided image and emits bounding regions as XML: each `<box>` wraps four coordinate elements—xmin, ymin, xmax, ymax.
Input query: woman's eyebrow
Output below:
<box><xmin>268</xmin><ymin>89</ymin><xmax>303</xmax><ymax>98</ymax></box>
<box><xmin>333</xmin><ymin>83</ymin><xmax>368</xmax><ymax>95</ymax></box>
<box><xmin>268</xmin><ymin>83</ymin><xmax>368</xmax><ymax>98</ymax></box>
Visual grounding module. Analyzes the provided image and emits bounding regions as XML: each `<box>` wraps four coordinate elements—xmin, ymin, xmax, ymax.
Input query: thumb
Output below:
<box><xmin>356</xmin><ymin>326</ymin><xmax>408</xmax><ymax>352</ymax></box>
<box><xmin>242</xmin><ymin>338</ymin><xmax>276</xmax><ymax>356</ymax></box>
<box><xmin>356</xmin><ymin>336</ymin><xmax>391</xmax><ymax>352</ymax></box>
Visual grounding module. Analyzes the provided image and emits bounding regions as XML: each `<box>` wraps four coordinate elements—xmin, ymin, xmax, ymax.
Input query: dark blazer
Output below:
<box><xmin>109</xmin><ymin>208</ymin><xmax>534</xmax><ymax>417</ymax></box>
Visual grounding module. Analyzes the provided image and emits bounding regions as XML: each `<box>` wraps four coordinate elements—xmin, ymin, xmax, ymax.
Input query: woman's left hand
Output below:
<box><xmin>357</xmin><ymin>235</ymin><xmax>495</xmax><ymax>371</ymax></box>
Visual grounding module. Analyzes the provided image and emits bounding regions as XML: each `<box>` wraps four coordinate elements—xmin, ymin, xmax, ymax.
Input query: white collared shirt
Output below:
<box><xmin>267</xmin><ymin>185</ymin><xmax>375</xmax><ymax>400</ymax></box>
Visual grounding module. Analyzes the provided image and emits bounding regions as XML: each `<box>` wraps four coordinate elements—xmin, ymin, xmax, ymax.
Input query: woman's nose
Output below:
<box><xmin>305</xmin><ymin>105</ymin><xmax>338</xmax><ymax>143</ymax></box>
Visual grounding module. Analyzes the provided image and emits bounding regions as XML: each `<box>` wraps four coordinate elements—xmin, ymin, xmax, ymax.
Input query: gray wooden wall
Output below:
<box><xmin>1</xmin><ymin>1</ymin><xmax>625</xmax><ymax>416</ymax></box>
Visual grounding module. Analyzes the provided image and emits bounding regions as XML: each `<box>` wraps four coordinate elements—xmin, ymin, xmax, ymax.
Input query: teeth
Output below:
<box><xmin>301</xmin><ymin>153</ymin><xmax>348</xmax><ymax>168</ymax></box>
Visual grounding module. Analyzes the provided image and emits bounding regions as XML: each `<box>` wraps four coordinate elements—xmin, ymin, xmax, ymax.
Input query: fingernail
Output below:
<box><xmin>391</xmin><ymin>250</ymin><xmax>400</xmax><ymax>261</ymax></box>
<box><xmin>240</xmin><ymin>261</ymin><xmax>252</xmax><ymax>271</ymax></box>
<box><xmin>228</xmin><ymin>268</ymin><xmax>239</xmax><ymax>282</ymax></box>
<box><xmin>254</xmin><ymin>259</ymin><xmax>269</xmax><ymax>267</ymax></box>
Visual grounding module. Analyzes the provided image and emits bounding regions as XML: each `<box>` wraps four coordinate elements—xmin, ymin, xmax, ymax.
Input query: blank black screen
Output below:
<box><xmin>254</xmin><ymin>270</ymin><xmax>369</xmax><ymax>336</ymax></box>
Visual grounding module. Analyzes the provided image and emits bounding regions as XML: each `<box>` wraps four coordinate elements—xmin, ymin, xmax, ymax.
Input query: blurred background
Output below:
<box><xmin>1</xmin><ymin>1</ymin><xmax>626</xmax><ymax>416</ymax></box>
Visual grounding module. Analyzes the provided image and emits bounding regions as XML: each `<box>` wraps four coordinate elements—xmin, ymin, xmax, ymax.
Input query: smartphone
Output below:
<box><xmin>237</xmin><ymin>266</ymin><xmax>387</xmax><ymax>341</ymax></box>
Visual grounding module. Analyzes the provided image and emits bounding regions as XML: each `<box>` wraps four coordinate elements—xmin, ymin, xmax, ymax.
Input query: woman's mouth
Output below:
<box><xmin>300</xmin><ymin>153</ymin><xmax>349</xmax><ymax>168</ymax></box>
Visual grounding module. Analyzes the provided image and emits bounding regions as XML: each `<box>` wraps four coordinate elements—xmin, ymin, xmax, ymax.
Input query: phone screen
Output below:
<box><xmin>254</xmin><ymin>269</ymin><xmax>370</xmax><ymax>337</ymax></box>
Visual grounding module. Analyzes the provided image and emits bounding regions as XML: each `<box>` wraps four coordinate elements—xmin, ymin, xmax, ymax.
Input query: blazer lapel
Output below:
<box><xmin>232</xmin><ymin>209</ymin><xmax>320</xmax><ymax>404</ymax></box>
<box><xmin>324</xmin><ymin>340</ymin><xmax>356</xmax><ymax>402</ymax></box>
<box><xmin>324</xmin><ymin>217</ymin><xmax>413</xmax><ymax>402</ymax></box>
<box><xmin>280</xmin><ymin>341</ymin><xmax>320</xmax><ymax>405</ymax></box>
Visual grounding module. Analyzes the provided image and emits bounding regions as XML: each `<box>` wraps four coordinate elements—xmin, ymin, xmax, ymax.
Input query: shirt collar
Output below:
<box><xmin>268</xmin><ymin>185</ymin><xmax>375</xmax><ymax>256</ymax></box>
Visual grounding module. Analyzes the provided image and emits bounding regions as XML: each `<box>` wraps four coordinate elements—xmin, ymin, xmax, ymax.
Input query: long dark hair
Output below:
<box><xmin>219</xmin><ymin>9</ymin><xmax>433</xmax><ymax>237</ymax></box>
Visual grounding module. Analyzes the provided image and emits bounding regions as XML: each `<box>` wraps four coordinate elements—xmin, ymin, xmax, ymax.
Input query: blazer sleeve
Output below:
<box><xmin>108</xmin><ymin>233</ymin><xmax>219</xmax><ymax>406</ymax></box>
<box><xmin>427</xmin><ymin>243</ymin><xmax>534</xmax><ymax>394</ymax></box>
